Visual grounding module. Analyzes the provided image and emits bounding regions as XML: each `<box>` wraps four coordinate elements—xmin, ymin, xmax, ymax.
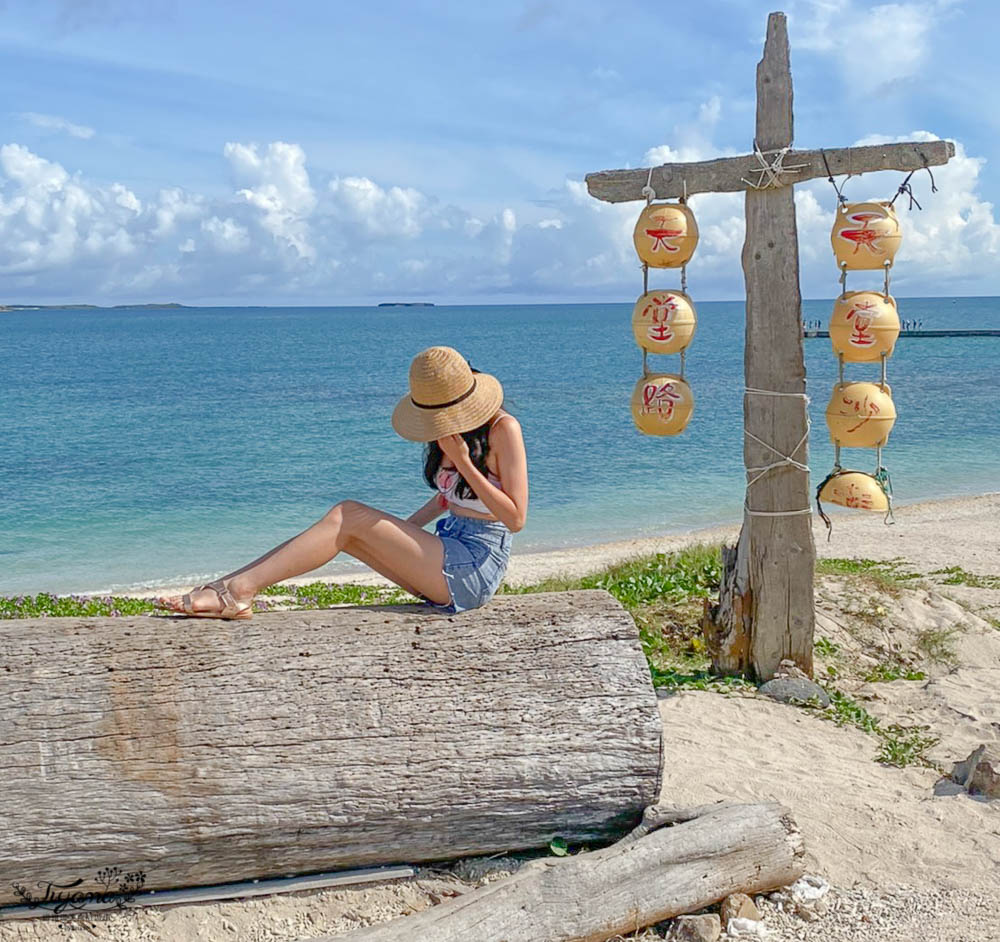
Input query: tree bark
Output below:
<box><xmin>706</xmin><ymin>11</ymin><xmax>816</xmax><ymax>682</ymax></box>
<box><xmin>585</xmin><ymin>140</ymin><xmax>954</xmax><ymax>202</ymax></box>
<box><xmin>0</xmin><ymin>591</ymin><xmax>662</xmax><ymax>907</ymax></box>
<box><xmin>316</xmin><ymin>802</ymin><xmax>805</xmax><ymax>942</ymax></box>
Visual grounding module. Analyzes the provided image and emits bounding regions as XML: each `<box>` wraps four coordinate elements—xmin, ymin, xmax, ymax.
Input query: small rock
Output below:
<box><xmin>951</xmin><ymin>744</ymin><xmax>985</xmax><ymax>787</ymax></box>
<box><xmin>721</xmin><ymin>893</ymin><xmax>761</xmax><ymax>925</ymax></box>
<box><xmin>768</xmin><ymin>875</ymin><xmax>831</xmax><ymax>923</ymax></box>
<box><xmin>670</xmin><ymin>912</ymin><xmax>721</xmax><ymax>941</ymax></box>
<box><xmin>726</xmin><ymin>916</ymin><xmax>770</xmax><ymax>938</ymax></box>
<box><xmin>758</xmin><ymin>677</ymin><xmax>830</xmax><ymax>708</ymax></box>
<box><xmin>950</xmin><ymin>744</ymin><xmax>1000</xmax><ymax>798</ymax></box>
<box><xmin>775</xmin><ymin>659</ymin><xmax>809</xmax><ymax>680</ymax></box>
<box><xmin>788</xmin><ymin>875</ymin><xmax>830</xmax><ymax>903</ymax></box>
<box><xmin>933</xmin><ymin>778</ymin><xmax>967</xmax><ymax>797</ymax></box>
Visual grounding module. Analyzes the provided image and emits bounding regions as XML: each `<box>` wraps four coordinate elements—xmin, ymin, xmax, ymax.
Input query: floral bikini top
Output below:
<box><xmin>434</xmin><ymin>412</ymin><xmax>512</xmax><ymax>514</ymax></box>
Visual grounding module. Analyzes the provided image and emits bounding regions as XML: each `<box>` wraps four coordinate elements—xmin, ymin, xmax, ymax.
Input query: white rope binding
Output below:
<box><xmin>641</xmin><ymin>166</ymin><xmax>656</xmax><ymax>204</ymax></box>
<box><xmin>740</xmin><ymin>145</ymin><xmax>809</xmax><ymax>190</ymax></box>
<box><xmin>639</xmin><ymin>166</ymin><xmax>687</xmax><ymax>203</ymax></box>
<box><xmin>743</xmin><ymin>388</ymin><xmax>813</xmax><ymax>517</ymax></box>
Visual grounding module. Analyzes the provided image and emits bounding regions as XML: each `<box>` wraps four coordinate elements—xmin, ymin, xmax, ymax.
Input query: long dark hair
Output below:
<box><xmin>423</xmin><ymin>369</ymin><xmax>504</xmax><ymax>501</ymax></box>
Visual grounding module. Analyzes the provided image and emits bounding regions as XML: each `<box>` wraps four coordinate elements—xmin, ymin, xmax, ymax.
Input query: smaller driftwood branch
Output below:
<box><xmin>311</xmin><ymin>801</ymin><xmax>805</xmax><ymax>942</ymax></box>
<box><xmin>585</xmin><ymin>139</ymin><xmax>955</xmax><ymax>203</ymax></box>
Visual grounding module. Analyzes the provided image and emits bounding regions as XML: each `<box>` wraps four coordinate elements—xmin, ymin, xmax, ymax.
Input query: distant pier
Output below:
<box><xmin>803</xmin><ymin>329</ymin><xmax>1000</xmax><ymax>338</ymax></box>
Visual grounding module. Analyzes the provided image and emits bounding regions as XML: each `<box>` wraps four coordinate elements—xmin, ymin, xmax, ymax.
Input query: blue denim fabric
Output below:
<box><xmin>421</xmin><ymin>513</ymin><xmax>512</xmax><ymax>614</ymax></box>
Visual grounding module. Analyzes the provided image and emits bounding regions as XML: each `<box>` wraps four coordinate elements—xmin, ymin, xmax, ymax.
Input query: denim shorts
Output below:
<box><xmin>420</xmin><ymin>513</ymin><xmax>512</xmax><ymax>614</ymax></box>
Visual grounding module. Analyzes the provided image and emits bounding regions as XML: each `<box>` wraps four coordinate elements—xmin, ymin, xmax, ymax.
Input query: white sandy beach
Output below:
<box><xmin>2</xmin><ymin>492</ymin><xmax>999</xmax><ymax>941</ymax></box>
<box><xmin>130</xmin><ymin>492</ymin><xmax>1000</xmax><ymax>601</ymax></box>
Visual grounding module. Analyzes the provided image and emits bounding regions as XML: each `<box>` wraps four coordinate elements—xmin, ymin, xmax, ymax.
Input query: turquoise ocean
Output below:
<box><xmin>2</xmin><ymin>298</ymin><xmax>998</xmax><ymax>595</ymax></box>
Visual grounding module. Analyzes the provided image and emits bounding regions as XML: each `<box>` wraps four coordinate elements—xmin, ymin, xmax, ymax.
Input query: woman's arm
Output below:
<box><xmin>406</xmin><ymin>495</ymin><xmax>447</xmax><ymax>528</ymax></box>
<box><xmin>438</xmin><ymin>419</ymin><xmax>529</xmax><ymax>532</ymax></box>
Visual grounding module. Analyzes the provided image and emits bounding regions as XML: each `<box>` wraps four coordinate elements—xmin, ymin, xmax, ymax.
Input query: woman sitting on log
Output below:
<box><xmin>158</xmin><ymin>346</ymin><xmax>528</xmax><ymax>619</ymax></box>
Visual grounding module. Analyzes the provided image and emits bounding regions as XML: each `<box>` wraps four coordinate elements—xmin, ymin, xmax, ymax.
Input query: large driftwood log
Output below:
<box><xmin>315</xmin><ymin>802</ymin><xmax>805</xmax><ymax>942</ymax></box>
<box><xmin>586</xmin><ymin>140</ymin><xmax>954</xmax><ymax>202</ymax></box>
<box><xmin>0</xmin><ymin>591</ymin><xmax>662</xmax><ymax>907</ymax></box>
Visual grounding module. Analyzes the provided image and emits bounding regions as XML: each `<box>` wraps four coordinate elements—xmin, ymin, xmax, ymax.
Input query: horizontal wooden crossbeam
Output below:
<box><xmin>585</xmin><ymin>139</ymin><xmax>955</xmax><ymax>203</ymax></box>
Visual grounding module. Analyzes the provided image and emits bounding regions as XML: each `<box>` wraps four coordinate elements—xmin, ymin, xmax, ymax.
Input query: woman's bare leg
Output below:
<box><xmin>161</xmin><ymin>501</ymin><xmax>450</xmax><ymax>612</ymax></box>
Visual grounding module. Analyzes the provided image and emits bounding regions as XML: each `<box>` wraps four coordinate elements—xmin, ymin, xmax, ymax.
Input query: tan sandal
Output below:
<box><xmin>177</xmin><ymin>579</ymin><xmax>253</xmax><ymax>620</ymax></box>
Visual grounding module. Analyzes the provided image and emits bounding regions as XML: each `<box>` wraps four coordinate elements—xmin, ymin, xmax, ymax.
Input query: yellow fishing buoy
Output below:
<box><xmin>817</xmin><ymin>471</ymin><xmax>890</xmax><ymax>513</ymax></box>
<box><xmin>825</xmin><ymin>381</ymin><xmax>896</xmax><ymax>448</ymax></box>
<box><xmin>631</xmin><ymin>290</ymin><xmax>697</xmax><ymax>354</ymax></box>
<box><xmin>831</xmin><ymin>201</ymin><xmax>902</xmax><ymax>270</ymax></box>
<box><xmin>633</xmin><ymin>202</ymin><xmax>699</xmax><ymax>268</ymax></box>
<box><xmin>829</xmin><ymin>291</ymin><xmax>900</xmax><ymax>362</ymax></box>
<box><xmin>630</xmin><ymin>374</ymin><xmax>694</xmax><ymax>436</ymax></box>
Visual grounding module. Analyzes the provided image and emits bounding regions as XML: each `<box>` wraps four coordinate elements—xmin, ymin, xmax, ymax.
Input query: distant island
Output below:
<box><xmin>377</xmin><ymin>302</ymin><xmax>435</xmax><ymax>307</ymax></box>
<box><xmin>0</xmin><ymin>302</ymin><xmax>188</xmax><ymax>311</ymax></box>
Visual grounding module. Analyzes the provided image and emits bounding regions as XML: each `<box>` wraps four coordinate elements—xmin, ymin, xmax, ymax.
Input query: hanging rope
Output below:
<box><xmin>874</xmin><ymin>459</ymin><xmax>896</xmax><ymax>526</ymax></box>
<box><xmin>889</xmin><ymin>170</ymin><xmax>923</xmax><ymax>210</ymax></box>
<box><xmin>888</xmin><ymin>158</ymin><xmax>937</xmax><ymax>211</ymax></box>
<box><xmin>742</xmin><ymin>389</ymin><xmax>813</xmax><ymax>517</ymax></box>
<box><xmin>641</xmin><ymin>166</ymin><xmax>656</xmax><ymax>204</ymax></box>
<box><xmin>640</xmin><ymin>167</ymin><xmax>689</xmax><ymax>204</ymax></box>
<box><xmin>745</xmin><ymin>387</ymin><xmax>810</xmax><ymax>398</ymax></box>
<box><xmin>820</xmin><ymin>149</ymin><xmax>849</xmax><ymax>206</ymax></box>
<box><xmin>740</xmin><ymin>143</ymin><xmax>809</xmax><ymax>190</ymax></box>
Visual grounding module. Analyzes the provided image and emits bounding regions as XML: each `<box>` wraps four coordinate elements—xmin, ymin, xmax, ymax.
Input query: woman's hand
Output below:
<box><xmin>437</xmin><ymin>434</ymin><xmax>471</xmax><ymax>467</ymax></box>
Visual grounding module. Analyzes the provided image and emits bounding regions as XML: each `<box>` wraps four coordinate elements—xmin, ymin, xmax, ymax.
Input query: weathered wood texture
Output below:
<box><xmin>585</xmin><ymin>140</ymin><xmax>955</xmax><ymax>203</ymax></box>
<box><xmin>702</xmin><ymin>544</ymin><xmax>749</xmax><ymax>674</ymax></box>
<box><xmin>317</xmin><ymin>802</ymin><xmax>805</xmax><ymax>942</ymax></box>
<box><xmin>725</xmin><ymin>11</ymin><xmax>816</xmax><ymax>681</ymax></box>
<box><xmin>0</xmin><ymin>591</ymin><xmax>662</xmax><ymax>907</ymax></box>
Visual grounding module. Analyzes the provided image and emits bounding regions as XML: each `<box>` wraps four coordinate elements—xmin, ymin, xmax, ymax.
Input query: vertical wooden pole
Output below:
<box><xmin>706</xmin><ymin>12</ymin><xmax>815</xmax><ymax>680</ymax></box>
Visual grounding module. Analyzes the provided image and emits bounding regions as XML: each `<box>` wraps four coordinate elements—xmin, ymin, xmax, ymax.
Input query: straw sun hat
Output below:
<box><xmin>392</xmin><ymin>346</ymin><xmax>504</xmax><ymax>442</ymax></box>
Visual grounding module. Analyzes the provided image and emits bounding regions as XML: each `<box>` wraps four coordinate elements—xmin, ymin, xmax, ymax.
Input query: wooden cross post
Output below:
<box><xmin>585</xmin><ymin>11</ymin><xmax>954</xmax><ymax>681</ymax></box>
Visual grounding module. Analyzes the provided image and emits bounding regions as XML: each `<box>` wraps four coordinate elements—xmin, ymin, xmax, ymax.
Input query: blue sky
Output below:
<box><xmin>1</xmin><ymin>0</ymin><xmax>998</xmax><ymax>304</ymax></box>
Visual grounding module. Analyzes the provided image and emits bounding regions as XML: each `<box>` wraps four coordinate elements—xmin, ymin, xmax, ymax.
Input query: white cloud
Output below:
<box><xmin>18</xmin><ymin>111</ymin><xmax>96</xmax><ymax>140</ymax></box>
<box><xmin>0</xmin><ymin>130</ymin><xmax>996</xmax><ymax>303</ymax></box>
<box><xmin>152</xmin><ymin>187</ymin><xmax>203</xmax><ymax>236</ymax></box>
<box><xmin>224</xmin><ymin>141</ymin><xmax>316</xmax><ymax>260</ymax></box>
<box><xmin>643</xmin><ymin>97</ymin><xmax>738</xmax><ymax>169</ymax></box>
<box><xmin>201</xmin><ymin>216</ymin><xmax>251</xmax><ymax>254</ymax></box>
<box><xmin>791</xmin><ymin>0</ymin><xmax>960</xmax><ymax>90</ymax></box>
<box><xmin>110</xmin><ymin>182</ymin><xmax>141</xmax><ymax>214</ymax></box>
<box><xmin>0</xmin><ymin>144</ymin><xmax>133</xmax><ymax>274</ymax></box>
<box><xmin>327</xmin><ymin>176</ymin><xmax>428</xmax><ymax>238</ymax></box>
